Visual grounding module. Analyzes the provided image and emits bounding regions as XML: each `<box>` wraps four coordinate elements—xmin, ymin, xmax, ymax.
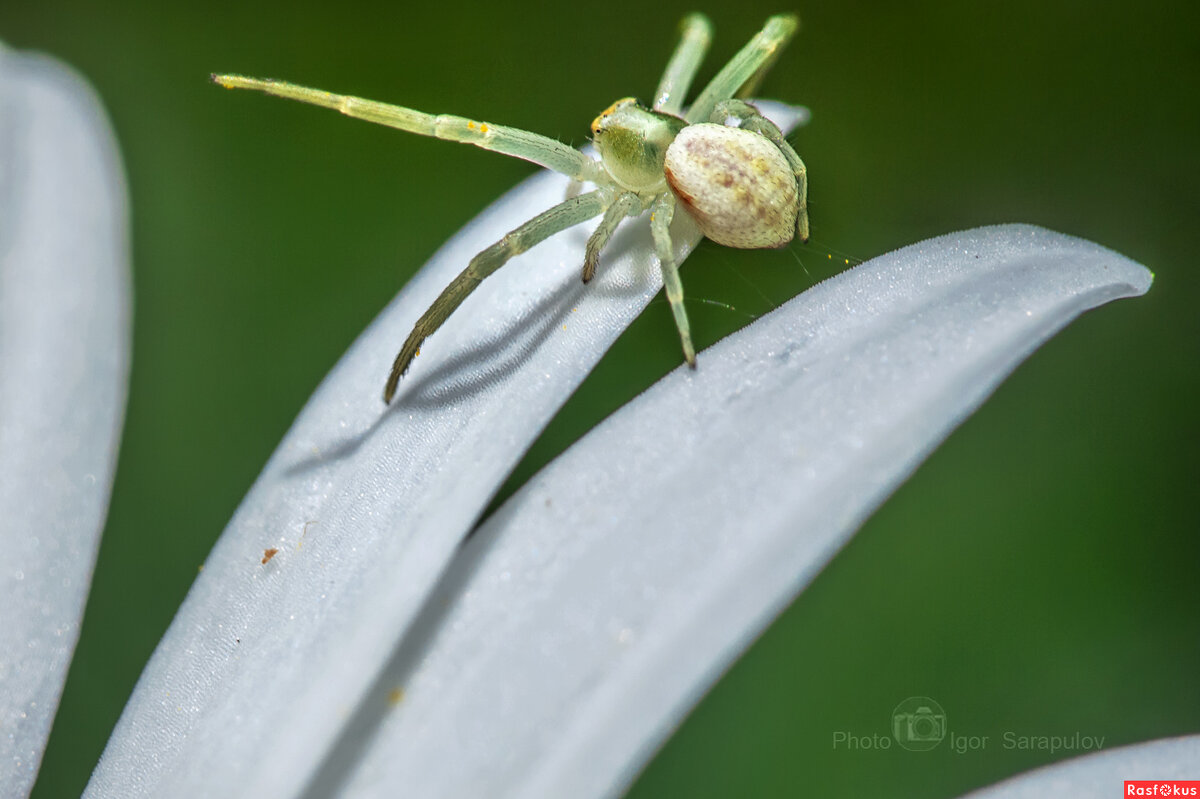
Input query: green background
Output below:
<box><xmin>3</xmin><ymin>0</ymin><xmax>1197</xmax><ymax>796</ymax></box>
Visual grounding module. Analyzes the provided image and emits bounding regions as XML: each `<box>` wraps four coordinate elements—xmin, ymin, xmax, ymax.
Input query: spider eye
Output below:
<box><xmin>591</xmin><ymin>97</ymin><xmax>641</xmax><ymax>136</ymax></box>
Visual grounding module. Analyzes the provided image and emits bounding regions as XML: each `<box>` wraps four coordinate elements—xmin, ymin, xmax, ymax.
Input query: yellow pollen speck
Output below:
<box><xmin>480</xmin><ymin>123</ymin><xmax>489</xmax><ymax>133</ymax></box>
<box><xmin>388</xmin><ymin>688</ymin><xmax>405</xmax><ymax>706</ymax></box>
<box><xmin>467</xmin><ymin>121</ymin><xmax>476</xmax><ymax>129</ymax></box>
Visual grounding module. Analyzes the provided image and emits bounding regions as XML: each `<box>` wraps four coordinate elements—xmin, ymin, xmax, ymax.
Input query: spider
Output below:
<box><xmin>214</xmin><ymin>13</ymin><xmax>808</xmax><ymax>404</ymax></box>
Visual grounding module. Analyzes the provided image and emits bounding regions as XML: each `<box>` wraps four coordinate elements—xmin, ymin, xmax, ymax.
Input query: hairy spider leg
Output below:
<box><xmin>649</xmin><ymin>193</ymin><xmax>696</xmax><ymax>367</ymax></box>
<box><xmin>582</xmin><ymin>192</ymin><xmax>642</xmax><ymax>283</ymax></box>
<box><xmin>713</xmin><ymin>98</ymin><xmax>809</xmax><ymax>242</ymax></box>
<box><xmin>653</xmin><ymin>13</ymin><xmax>713</xmax><ymax>116</ymax></box>
<box><xmin>686</xmin><ymin>14</ymin><xmax>799</xmax><ymax>124</ymax></box>
<box><xmin>383</xmin><ymin>190</ymin><xmax>610</xmax><ymax>403</ymax></box>
<box><xmin>211</xmin><ymin>74</ymin><xmax>604</xmax><ymax>184</ymax></box>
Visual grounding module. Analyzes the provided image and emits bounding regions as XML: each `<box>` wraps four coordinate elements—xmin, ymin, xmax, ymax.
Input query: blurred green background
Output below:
<box><xmin>3</xmin><ymin>0</ymin><xmax>1197</xmax><ymax>796</ymax></box>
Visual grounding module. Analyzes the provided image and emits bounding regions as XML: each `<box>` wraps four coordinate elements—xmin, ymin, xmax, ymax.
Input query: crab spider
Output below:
<box><xmin>214</xmin><ymin>13</ymin><xmax>808</xmax><ymax>404</ymax></box>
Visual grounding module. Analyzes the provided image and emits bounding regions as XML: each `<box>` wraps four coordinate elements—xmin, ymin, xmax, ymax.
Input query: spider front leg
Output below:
<box><xmin>212</xmin><ymin>74</ymin><xmax>604</xmax><ymax>184</ymax></box>
<box><xmin>384</xmin><ymin>189</ymin><xmax>609</xmax><ymax>403</ymax></box>
<box><xmin>713</xmin><ymin>99</ymin><xmax>809</xmax><ymax>242</ymax></box>
<box><xmin>650</xmin><ymin>193</ymin><xmax>696</xmax><ymax>368</ymax></box>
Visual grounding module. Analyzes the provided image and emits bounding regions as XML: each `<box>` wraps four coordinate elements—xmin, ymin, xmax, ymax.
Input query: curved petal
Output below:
<box><xmin>0</xmin><ymin>45</ymin><xmax>130</xmax><ymax>798</ymax></box>
<box><xmin>316</xmin><ymin>225</ymin><xmax>1153</xmax><ymax>798</ymax></box>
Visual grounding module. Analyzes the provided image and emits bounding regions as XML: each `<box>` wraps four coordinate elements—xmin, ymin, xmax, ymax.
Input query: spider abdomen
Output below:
<box><xmin>664</xmin><ymin>123</ymin><xmax>798</xmax><ymax>249</ymax></box>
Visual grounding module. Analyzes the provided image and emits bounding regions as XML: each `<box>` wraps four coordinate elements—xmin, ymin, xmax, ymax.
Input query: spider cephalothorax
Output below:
<box><xmin>215</xmin><ymin>13</ymin><xmax>808</xmax><ymax>403</ymax></box>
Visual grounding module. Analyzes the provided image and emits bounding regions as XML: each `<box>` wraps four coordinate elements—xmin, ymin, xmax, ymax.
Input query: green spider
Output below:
<box><xmin>214</xmin><ymin>13</ymin><xmax>808</xmax><ymax>404</ymax></box>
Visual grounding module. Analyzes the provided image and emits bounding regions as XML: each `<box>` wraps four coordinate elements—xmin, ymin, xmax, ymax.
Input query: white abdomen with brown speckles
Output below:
<box><xmin>664</xmin><ymin>123</ymin><xmax>799</xmax><ymax>249</ymax></box>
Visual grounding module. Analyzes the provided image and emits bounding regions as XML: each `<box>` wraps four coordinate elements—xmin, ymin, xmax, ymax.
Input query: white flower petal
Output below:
<box><xmin>325</xmin><ymin>225</ymin><xmax>1153</xmax><ymax>798</ymax></box>
<box><xmin>0</xmin><ymin>45</ymin><xmax>130</xmax><ymax>799</ymax></box>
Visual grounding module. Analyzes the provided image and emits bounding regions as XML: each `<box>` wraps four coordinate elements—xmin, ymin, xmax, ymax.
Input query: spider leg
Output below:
<box><xmin>212</xmin><ymin>74</ymin><xmax>604</xmax><ymax>183</ymax></box>
<box><xmin>686</xmin><ymin>14</ymin><xmax>798</xmax><ymax>124</ymax></box>
<box><xmin>582</xmin><ymin>192</ymin><xmax>641</xmax><ymax>283</ymax></box>
<box><xmin>384</xmin><ymin>189</ymin><xmax>609</xmax><ymax>403</ymax></box>
<box><xmin>712</xmin><ymin>99</ymin><xmax>809</xmax><ymax>242</ymax></box>
<box><xmin>653</xmin><ymin>13</ymin><xmax>713</xmax><ymax>116</ymax></box>
<box><xmin>650</xmin><ymin>193</ymin><xmax>696</xmax><ymax>368</ymax></box>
